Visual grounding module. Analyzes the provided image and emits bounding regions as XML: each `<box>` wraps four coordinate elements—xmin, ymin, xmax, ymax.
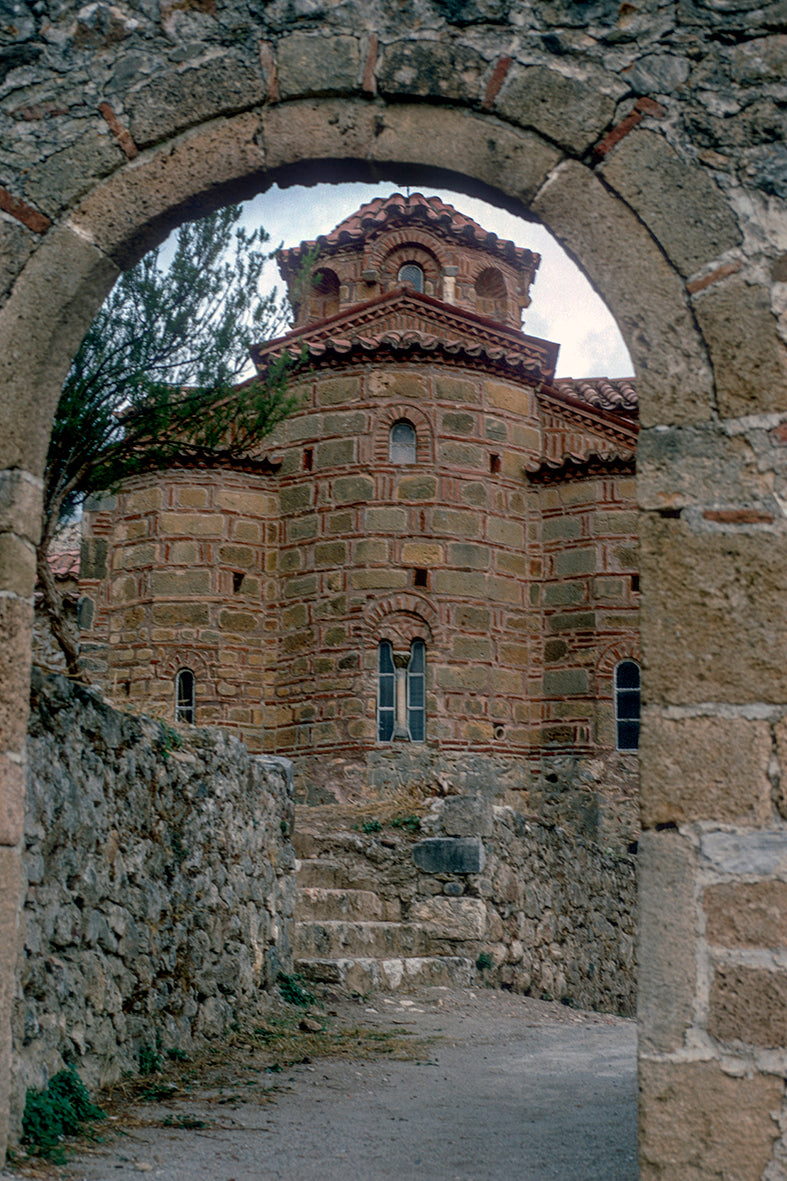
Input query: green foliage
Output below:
<box><xmin>39</xmin><ymin>205</ymin><xmax>301</xmax><ymax>674</ymax></box>
<box><xmin>22</xmin><ymin>1068</ymin><xmax>105</xmax><ymax>1159</ymax></box>
<box><xmin>352</xmin><ymin>819</ymin><xmax>381</xmax><ymax>834</ymax></box>
<box><xmin>476</xmin><ymin>951</ymin><xmax>493</xmax><ymax>972</ymax></box>
<box><xmin>155</xmin><ymin>721</ymin><xmax>183</xmax><ymax>761</ymax></box>
<box><xmin>277</xmin><ymin>971</ymin><xmax>316</xmax><ymax>1008</ymax></box>
<box><xmin>138</xmin><ymin>1042</ymin><xmax>165</xmax><ymax>1075</ymax></box>
<box><xmin>390</xmin><ymin>814</ymin><xmax>421</xmax><ymax>834</ymax></box>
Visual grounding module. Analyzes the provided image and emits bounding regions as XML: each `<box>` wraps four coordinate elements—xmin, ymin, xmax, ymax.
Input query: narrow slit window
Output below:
<box><xmin>390</xmin><ymin>419</ymin><xmax>417</xmax><ymax>464</ymax></box>
<box><xmin>175</xmin><ymin>669</ymin><xmax>195</xmax><ymax>724</ymax></box>
<box><xmin>614</xmin><ymin>660</ymin><xmax>640</xmax><ymax>751</ymax></box>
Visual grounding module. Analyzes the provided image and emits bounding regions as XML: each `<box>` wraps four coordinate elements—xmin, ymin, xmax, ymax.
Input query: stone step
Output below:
<box><xmin>297</xmin><ymin>886</ymin><xmax>401</xmax><ymax>923</ymax></box>
<box><xmin>295</xmin><ymin>857</ymin><xmax>382</xmax><ymax>893</ymax></box>
<box><xmin>294</xmin><ymin>919</ymin><xmax>431</xmax><ymax>960</ymax></box>
<box><xmin>295</xmin><ymin>955</ymin><xmax>476</xmax><ymax>994</ymax></box>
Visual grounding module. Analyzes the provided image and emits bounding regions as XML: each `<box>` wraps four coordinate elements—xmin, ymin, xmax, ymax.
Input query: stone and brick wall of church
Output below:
<box><xmin>79</xmin><ymin>467</ymin><xmax>279</xmax><ymax>751</ymax></box>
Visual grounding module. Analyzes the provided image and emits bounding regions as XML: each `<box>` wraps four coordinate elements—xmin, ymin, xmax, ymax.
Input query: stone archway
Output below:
<box><xmin>1</xmin><ymin>18</ymin><xmax>786</xmax><ymax>1173</ymax></box>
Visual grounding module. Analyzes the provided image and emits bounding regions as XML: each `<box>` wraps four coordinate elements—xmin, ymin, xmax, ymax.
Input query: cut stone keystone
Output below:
<box><xmin>412</xmin><ymin>837</ymin><xmax>485</xmax><ymax>874</ymax></box>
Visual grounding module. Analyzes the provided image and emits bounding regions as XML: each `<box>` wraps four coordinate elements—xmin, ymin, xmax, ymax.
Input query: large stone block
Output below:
<box><xmin>693</xmin><ymin>278</ymin><xmax>787</xmax><ymax>418</ymax></box>
<box><xmin>709</xmin><ymin>964</ymin><xmax>787</xmax><ymax>1048</ymax></box>
<box><xmin>0</xmin><ymin>225</ymin><xmax>118</xmax><ymax>474</ymax></box>
<box><xmin>0</xmin><ymin>753</ymin><xmax>24</xmax><ymax>847</ymax></box>
<box><xmin>495</xmin><ymin>63</ymin><xmax>619</xmax><ymax>154</ymax></box>
<box><xmin>0</xmin><ymin>535</ymin><xmax>34</xmax><ymax>597</ymax></box>
<box><xmin>638</xmin><ymin>1059</ymin><xmax>782</xmax><ymax>1179</ymax></box>
<box><xmin>378</xmin><ymin>39</ymin><xmax>485</xmax><ymax>103</ymax></box>
<box><xmin>412</xmin><ymin>837</ymin><xmax>485</xmax><ymax>875</ymax></box>
<box><xmin>543</xmin><ymin>669</ymin><xmax>590</xmax><ymax>696</ymax></box>
<box><xmin>531</xmin><ymin>161</ymin><xmax>713</xmax><ymax>427</ymax></box>
<box><xmin>640</xmin><ymin>711</ymin><xmax>772</xmax><ymax>826</ymax></box>
<box><xmin>640</xmin><ymin>515</ymin><xmax>787</xmax><ymax>702</ymax></box>
<box><xmin>0</xmin><ymin>597</ymin><xmax>33</xmax><ymax>752</ymax></box>
<box><xmin>637</xmin><ymin>831</ymin><xmax>696</xmax><ymax>1053</ymax></box>
<box><xmin>410</xmin><ymin>896</ymin><xmax>486</xmax><ymax>941</ymax></box>
<box><xmin>127</xmin><ymin>56</ymin><xmax>266</xmax><ymax>147</ymax></box>
<box><xmin>369</xmin><ymin>104</ymin><xmax>561</xmax><ymax>208</ymax></box>
<box><xmin>0</xmin><ymin>470</ymin><xmax>41</xmax><ymax>546</ymax></box>
<box><xmin>278</xmin><ymin>33</ymin><xmax>361</xmax><ymax>100</ymax></box>
<box><xmin>705</xmin><ymin>880</ymin><xmax>787</xmax><ymax>948</ymax></box>
<box><xmin>600</xmin><ymin>129</ymin><xmax>741</xmax><ymax>277</ymax></box>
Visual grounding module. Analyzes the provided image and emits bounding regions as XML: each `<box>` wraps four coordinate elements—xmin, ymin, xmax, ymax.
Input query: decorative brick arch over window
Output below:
<box><xmin>373</xmin><ymin>404</ymin><xmax>434</xmax><ymax>466</ymax></box>
<box><xmin>370</xmin><ymin>233</ymin><xmax>447</xmax><ymax>299</ymax></box>
<box><xmin>366</xmin><ymin>597</ymin><xmax>434</xmax><ymax>745</ymax></box>
<box><xmin>364</xmin><ymin>593</ymin><xmax>438</xmax><ymax>650</ymax></box>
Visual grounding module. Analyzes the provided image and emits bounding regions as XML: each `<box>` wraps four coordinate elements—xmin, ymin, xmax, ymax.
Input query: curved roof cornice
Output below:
<box><xmin>277</xmin><ymin>192</ymin><xmax>541</xmax><ymax>279</ymax></box>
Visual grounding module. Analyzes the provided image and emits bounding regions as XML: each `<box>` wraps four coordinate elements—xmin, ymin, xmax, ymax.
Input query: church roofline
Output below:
<box><xmin>277</xmin><ymin>192</ymin><xmax>541</xmax><ymax>278</ymax></box>
<box><xmin>251</xmin><ymin>286</ymin><xmax>560</xmax><ymax>380</ymax></box>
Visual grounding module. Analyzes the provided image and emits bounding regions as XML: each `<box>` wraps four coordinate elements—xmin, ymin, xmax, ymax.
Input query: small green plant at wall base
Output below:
<box><xmin>476</xmin><ymin>951</ymin><xmax>493</xmax><ymax>972</ymax></box>
<box><xmin>390</xmin><ymin>814</ymin><xmax>421</xmax><ymax>834</ymax></box>
<box><xmin>352</xmin><ymin>818</ymin><xmax>381</xmax><ymax>834</ymax></box>
<box><xmin>22</xmin><ymin>1068</ymin><xmax>105</xmax><ymax>1160</ymax></box>
<box><xmin>138</xmin><ymin>1041</ymin><xmax>165</xmax><ymax>1075</ymax></box>
<box><xmin>277</xmin><ymin>971</ymin><xmax>316</xmax><ymax>1008</ymax></box>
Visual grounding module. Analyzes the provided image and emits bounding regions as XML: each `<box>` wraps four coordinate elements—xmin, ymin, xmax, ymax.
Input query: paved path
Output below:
<box><xmin>8</xmin><ymin>988</ymin><xmax>638</xmax><ymax>1181</ymax></box>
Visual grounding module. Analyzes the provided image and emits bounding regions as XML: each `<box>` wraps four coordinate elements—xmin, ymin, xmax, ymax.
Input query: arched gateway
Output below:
<box><xmin>1</xmin><ymin>8</ymin><xmax>785</xmax><ymax>1173</ymax></box>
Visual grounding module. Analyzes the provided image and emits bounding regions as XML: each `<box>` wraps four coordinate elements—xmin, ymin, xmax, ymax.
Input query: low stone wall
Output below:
<box><xmin>470</xmin><ymin>806</ymin><xmax>636</xmax><ymax>1015</ymax></box>
<box><xmin>11</xmin><ymin>670</ymin><xmax>296</xmax><ymax>1136</ymax></box>
<box><xmin>414</xmin><ymin>796</ymin><xmax>637</xmax><ymax>1015</ymax></box>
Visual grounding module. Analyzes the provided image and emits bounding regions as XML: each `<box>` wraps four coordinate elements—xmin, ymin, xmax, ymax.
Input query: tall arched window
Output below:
<box><xmin>389</xmin><ymin>419</ymin><xmax>417</xmax><ymax>464</ymax></box>
<box><xmin>614</xmin><ymin>660</ymin><xmax>640</xmax><ymax>751</ymax></box>
<box><xmin>175</xmin><ymin>669</ymin><xmax>195</xmax><ymax>724</ymax></box>
<box><xmin>378</xmin><ymin>640</ymin><xmax>426</xmax><ymax>743</ymax></box>
<box><xmin>397</xmin><ymin>263</ymin><xmax>424</xmax><ymax>292</ymax></box>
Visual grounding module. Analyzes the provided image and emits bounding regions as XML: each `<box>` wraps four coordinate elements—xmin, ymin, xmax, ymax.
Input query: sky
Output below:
<box><xmin>239</xmin><ymin>181</ymin><xmax>634</xmax><ymax>380</ymax></box>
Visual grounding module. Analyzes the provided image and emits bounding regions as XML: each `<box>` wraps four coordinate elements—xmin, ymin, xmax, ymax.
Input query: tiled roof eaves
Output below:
<box><xmin>263</xmin><ymin>331</ymin><xmax>551</xmax><ymax>383</ymax></box>
<box><xmin>537</xmin><ymin>382</ymin><xmax>639</xmax><ymax>441</ymax></box>
<box><xmin>525</xmin><ymin>450</ymin><xmax>636</xmax><ymax>483</ymax></box>
<box><xmin>278</xmin><ymin>192</ymin><xmax>539</xmax><ymax>272</ymax></box>
<box><xmin>252</xmin><ymin>287</ymin><xmax>559</xmax><ymax>379</ymax></box>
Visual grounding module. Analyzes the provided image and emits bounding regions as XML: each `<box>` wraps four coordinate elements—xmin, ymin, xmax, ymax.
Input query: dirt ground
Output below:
<box><xmin>4</xmin><ymin>986</ymin><xmax>638</xmax><ymax>1181</ymax></box>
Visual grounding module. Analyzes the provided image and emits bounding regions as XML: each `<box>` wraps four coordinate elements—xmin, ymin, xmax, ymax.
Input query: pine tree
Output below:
<box><xmin>38</xmin><ymin>205</ymin><xmax>299</xmax><ymax>676</ymax></box>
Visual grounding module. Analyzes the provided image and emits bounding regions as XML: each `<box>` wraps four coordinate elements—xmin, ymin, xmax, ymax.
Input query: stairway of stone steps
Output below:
<box><xmin>292</xmin><ymin>814</ymin><xmax>477</xmax><ymax>995</ymax></box>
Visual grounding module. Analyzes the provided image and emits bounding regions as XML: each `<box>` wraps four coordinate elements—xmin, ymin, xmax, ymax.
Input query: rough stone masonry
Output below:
<box><xmin>11</xmin><ymin>669</ymin><xmax>296</xmax><ymax>1143</ymax></box>
<box><xmin>0</xmin><ymin>0</ymin><xmax>786</xmax><ymax>1174</ymax></box>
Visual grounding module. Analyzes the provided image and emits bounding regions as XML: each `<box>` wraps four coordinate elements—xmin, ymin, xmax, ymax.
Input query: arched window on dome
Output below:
<box><xmin>614</xmin><ymin>660</ymin><xmax>640</xmax><ymax>751</ymax></box>
<box><xmin>310</xmin><ymin>268</ymin><xmax>340</xmax><ymax>320</ymax></box>
<box><xmin>397</xmin><ymin>263</ymin><xmax>424</xmax><ymax>292</ymax></box>
<box><xmin>175</xmin><ymin>669</ymin><xmax>195</xmax><ymax>724</ymax></box>
<box><xmin>377</xmin><ymin>640</ymin><xmax>426</xmax><ymax>743</ymax></box>
<box><xmin>389</xmin><ymin>419</ymin><xmax>417</xmax><ymax>464</ymax></box>
<box><xmin>475</xmin><ymin>267</ymin><xmax>508</xmax><ymax>322</ymax></box>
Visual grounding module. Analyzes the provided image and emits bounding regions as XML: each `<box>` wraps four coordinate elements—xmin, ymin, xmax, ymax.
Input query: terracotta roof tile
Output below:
<box><xmin>553</xmin><ymin>377</ymin><xmax>638</xmax><ymax>416</ymax></box>
<box><xmin>279</xmin><ymin>192</ymin><xmax>540</xmax><ymax>271</ymax></box>
<box><xmin>525</xmin><ymin>449</ymin><xmax>636</xmax><ymax>483</ymax></box>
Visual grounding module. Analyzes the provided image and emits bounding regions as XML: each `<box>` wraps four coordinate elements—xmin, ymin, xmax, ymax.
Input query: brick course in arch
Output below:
<box><xmin>1</xmin><ymin>8</ymin><xmax>786</xmax><ymax>1172</ymax></box>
